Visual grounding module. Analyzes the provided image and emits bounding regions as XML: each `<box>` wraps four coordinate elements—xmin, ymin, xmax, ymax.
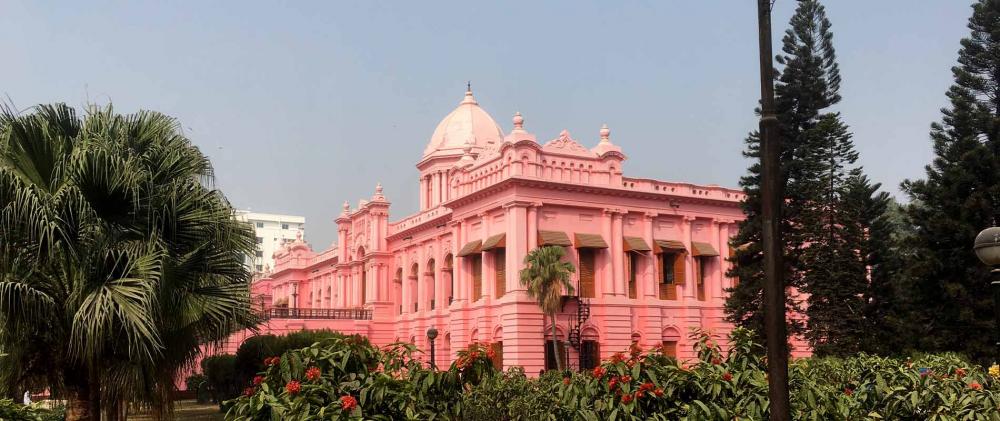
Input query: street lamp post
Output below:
<box><xmin>427</xmin><ymin>327</ymin><xmax>439</xmax><ymax>370</ymax></box>
<box><xmin>974</xmin><ymin>227</ymin><xmax>1000</xmax><ymax>359</ymax></box>
<box><xmin>757</xmin><ymin>1</ymin><xmax>791</xmax><ymax>420</ymax></box>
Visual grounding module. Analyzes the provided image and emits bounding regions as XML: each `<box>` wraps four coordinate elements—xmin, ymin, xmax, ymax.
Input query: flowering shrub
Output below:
<box><xmin>226</xmin><ymin>334</ymin><xmax>480</xmax><ymax>420</ymax></box>
<box><xmin>226</xmin><ymin>329</ymin><xmax>1000</xmax><ymax>420</ymax></box>
<box><xmin>552</xmin><ymin>328</ymin><xmax>1000</xmax><ymax>420</ymax></box>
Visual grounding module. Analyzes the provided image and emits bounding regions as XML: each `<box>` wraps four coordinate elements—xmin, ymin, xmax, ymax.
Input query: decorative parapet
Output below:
<box><xmin>619</xmin><ymin>177</ymin><xmax>745</xmax><ymax>202</ymax></box>
<box><xmin>388</xmin><ymin>206</ymin><xmax>452</xmax><ymax>236</ymax></box>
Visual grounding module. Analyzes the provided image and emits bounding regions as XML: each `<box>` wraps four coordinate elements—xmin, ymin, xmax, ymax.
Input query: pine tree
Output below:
<box><xmin>726</xmin><ymin>0</ymin><xmax>843</xmax><ymax>342</ymax></box>
<box><xmin>900</xmin><ymin>0</ymin><xmax>1000</xmax><ymax>363</ymax></box>
<box><xmin>727</xmin><ymin>0</ymin><xmax>896</xmax><ymax>356</ymax></box>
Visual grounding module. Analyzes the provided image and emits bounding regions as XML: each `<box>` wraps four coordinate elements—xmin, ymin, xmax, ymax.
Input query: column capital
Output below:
<box><xmin>683</xmin><ymin>215</ymin><xmax>698</xmax><ymax>222</ymax></box>
<box><xmin>644</xmin><ymin>212</ymin><xmax>658</xmax><ymax>220</ymax></box>
<box><xmin>716</xmin><ymin>218</ymin><xmax>736</xmax><ymax>225</ymax></box>
<box><xmin>603</xmin><ymin>207</ymin><xmax>626</xmax><ymax>216</ymax></box>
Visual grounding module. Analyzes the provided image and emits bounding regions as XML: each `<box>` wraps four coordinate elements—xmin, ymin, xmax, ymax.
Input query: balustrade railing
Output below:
<box><xmin>262</xmin><ymin>307</ymin><xmax>372</xmax><ymax>320</ymax></box>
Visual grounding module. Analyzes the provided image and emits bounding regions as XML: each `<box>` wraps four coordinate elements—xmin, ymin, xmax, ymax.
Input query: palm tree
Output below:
<box><xmin>519</xmin><ymin>246</ymin><xmax>575</xmax><ymax>372</ymax></box>
<box><xmin>0</xmin><ymin>104</ymin><xmax>257</xmax><ymax>420</ymax></box>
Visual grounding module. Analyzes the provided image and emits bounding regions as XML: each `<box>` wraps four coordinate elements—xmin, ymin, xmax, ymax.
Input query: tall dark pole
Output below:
<box><xmin>757</xmin><ymin>1</ymin><xmax>791</xmax><ymax>420</ymax></box>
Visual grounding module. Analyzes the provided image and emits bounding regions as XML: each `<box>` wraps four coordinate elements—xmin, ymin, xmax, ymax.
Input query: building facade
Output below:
<box><xmin>237</xmin><ymin>88</ymin><xmax>788</xmax><ymax>374</ymax></box>
<box><xmin>235</xmin><ymin>211</ymin><xmax>306</xmax><ymax>274</ymax></box>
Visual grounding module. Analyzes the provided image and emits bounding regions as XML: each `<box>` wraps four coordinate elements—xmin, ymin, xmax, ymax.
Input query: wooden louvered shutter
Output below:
<box><xmin>491</xmin><ymin>341</ymin><xmax>503</xmax><ymax>369</ymax></box>
<box><xmin>658</xmin><ymin>253</ymin><xmax>670</xmax><ymax>300</ymax></box>
<box><xmin>696</xmin><ymin>257</ymin><xmax>705</xmax><ymax>301</ymax></box>
<box><xmin>472</xmin><ymin>255</ymin><xmax>483</xmax><ymax>301</ymax></box>
<box><xmin>627</xmin><ymin>253</ymin><xmax>637</xmax><ymax>299</ymax></box>
<box><xmin>662</xmin><ymin>340</ymin><xmax>678</xmax><ymax>357</ymax></box>
<box><xmin>495</xmin><ymin>249</ymin><xmax>506</xmax><ymax>298</ymax></box>
<box><xmin>579</xmin><ymin>249</ymin><xmax>595</xmax><ymax>298</ymax></box>
<box><xmin>671</xmin><ymin>252</ymin><xmax>686</xmax><ymax>300</ymax></box>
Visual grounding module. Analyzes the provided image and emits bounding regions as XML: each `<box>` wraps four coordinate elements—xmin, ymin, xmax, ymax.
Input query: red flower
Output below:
<box><xmin>955</xmin><ymin>368</ymin><xmax>967</xmax><ymax>378</ymax></box>
<box><xmin>243</xmin><ymin>387</ymin><xmax>254</xmax><ymax>397</ymax></box>
<box><xmin>252</xmin><ymin>375</ymin><xmax>264</xmax><ymax>386</ymax></box>
<box><xmin>634</xmin><ymin>390</ymin><xmax>644</xmax><ymax>399</ymax></box>
<box><xmin>970</xmin><ymin>382</ymin><xmax>983</xmax><ymax>391</ymax></box>
<box><xmin>711</xmin><ymin>357</ymin><xmax>722</xmax><ymax>365</ymax></box>
<box><xmin>592</xmin><ymin>366</ymin><xmax>605</xmax><ymax>378</ymax></box>
<box><xmin>285</xmin><ymin>380</ymin><xmax>301</xmax><ymax>395</ymax></box>
<box><xmin>487</xmin><ymin>347</ymin><xmax>497</xmax><ymax>360</ymax></box>
<box><xmin>653</xmin><ymin>388</ymin><xmax>664</xmax><ymax>397</ymax></box>
<box><xmin>844</xmin><ymin>388</ymin><xmax>854</xmax><ymax>396</ymax></box>
<box><xmin>626</xmin><ymin>360</ymin><xmax>636</xmax><ymax>368</ymax></box>
<box><xmin>563</xmin><ymin>377</ymin><xmax>571</xmax><ymax>385</ymax></box>
<box><xmin>340</xmin><ymin>395</ymin><xmax>358</xmax><ymax>411</ymax></box>
<box><xmin>722</xmin><ymin>372</ymin><xmax>733</xmax><ymax>382</ymax></box>
<box><xmin>621</xmin><ymin>394</ymin><xmax>634</xmax><ymax>404</ymax></box>
<box><xmin>621</xmin><ymin>375</ymin><xmax>632</xmax><ymax>384</ymax></box>
<box><xmin>608</xmin><ymin>378</ymin><xmax>619</xmax><ymax>390</ymax></box>
<box><xmin>640</xmin><ymin>382</ymin><xmax>654</xmax><ymax>391</ymax></box>
<box><xmin>265</xmin><ymin>356</ymin><xmax>280</xmax><ymax>367</ymax></box>
<box><xmin>305</xmin><ymin>366</ymin><xmax>322</xmax><ymax>381</ymax></box>
<box><xmin>610</xmin><ymin>352</ymin><xmax>625</xmax><ymax>364</ymax></box>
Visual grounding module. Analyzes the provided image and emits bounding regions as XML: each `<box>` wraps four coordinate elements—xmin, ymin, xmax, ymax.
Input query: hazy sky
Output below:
<box><xmin>1</xmin><ymin>1</ymin><xmax>973</xmax><ymax>248</ymax></box>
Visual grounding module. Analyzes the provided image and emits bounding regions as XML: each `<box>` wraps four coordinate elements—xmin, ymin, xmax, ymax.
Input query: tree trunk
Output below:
<box><xmin>550</xmin><ymin>313</ymin><xmax>563</xmax><ymax>372</ymax></box>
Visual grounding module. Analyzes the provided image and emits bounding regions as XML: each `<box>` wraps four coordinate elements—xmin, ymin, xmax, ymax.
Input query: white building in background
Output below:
<box><xmin>235</xmin><ymin>210</ymin><xmax>306</xmax><ymax>273</ymax></box>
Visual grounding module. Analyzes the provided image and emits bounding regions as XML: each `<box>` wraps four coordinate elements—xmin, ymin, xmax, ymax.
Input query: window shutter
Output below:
<box><xmin>472</xmin><ymin>255</ymin><xmax>483</xmax><ymax>302</ymax></box>
<box><xmin>579</xmin><ymin>249</ymin><xmax>596</xmax><ymax>298</ymax></box>
<box><xmin>494</xmin><ymin>249</ymin><xmax>506</xmax><ymax>298</ymax></box>
<box><xmin>491</xmin><ymin>341</ymin><xmax>503</xmax><ymax>369</ymax></box>
<box><xmin>670</xmin><ymin>252</ymin><xmax>686</xmax><ymax>300</ymax></box>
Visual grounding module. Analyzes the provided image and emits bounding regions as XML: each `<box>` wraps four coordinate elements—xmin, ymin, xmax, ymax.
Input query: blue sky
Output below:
<box><xmin>1</xmin><ymin>1</ymin><xmax>972</xmax><ymax>248</ymax></box>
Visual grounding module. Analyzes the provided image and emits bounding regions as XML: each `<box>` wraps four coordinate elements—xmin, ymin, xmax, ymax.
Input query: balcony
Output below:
<box><xmin>262</xmin><ymin>307</ymin><xmax>372</xmax><ymax>320</ymax></box>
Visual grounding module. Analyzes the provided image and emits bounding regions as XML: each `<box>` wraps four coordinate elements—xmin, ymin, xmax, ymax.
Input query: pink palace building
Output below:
<box><xmin>237</xmin><ymin>88</ymin><xmax>753</xmax><ymax>373</ymax></box>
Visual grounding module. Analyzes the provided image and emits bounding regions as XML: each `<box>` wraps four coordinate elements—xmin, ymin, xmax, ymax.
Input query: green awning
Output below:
<box><xmin>623</xmin><ymin>236</ymin><xmax>652</xmax><ymax>252</ymax></box>
<box><xmin>481</xmin><ymin>233</ymin><xmax>506</xmax><ymax>250</ymax></box>
<box><xmin>691</xmin><ymin>241</ymin><xmax>719</xmax><ymax>257</ymax></box>
<box><xmin>538</xmin><ymin>230</ymin><xmax>572</xmax><ymax>247</ymax></box>
<box><xmin>458</xmin><ymin>240</ymin><xmax>482</xmax><ymax>257</ymax></box>
<box><xmin>574</xmin><ymin>233</ymin><xmax>609</xmax><ymax>249</ymax></box>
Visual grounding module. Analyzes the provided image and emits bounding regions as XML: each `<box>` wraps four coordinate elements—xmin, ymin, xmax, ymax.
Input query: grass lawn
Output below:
<box><xmin>130</xmin><ymin>400</ymin><xmax>224</xmax><ymax>420</ymax></box>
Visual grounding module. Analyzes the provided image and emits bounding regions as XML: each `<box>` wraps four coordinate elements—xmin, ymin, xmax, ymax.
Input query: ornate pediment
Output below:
<box><xmin>543</xmin><ymin>130</ymin><xmax>596</xmax><ymax>157</ymax></box>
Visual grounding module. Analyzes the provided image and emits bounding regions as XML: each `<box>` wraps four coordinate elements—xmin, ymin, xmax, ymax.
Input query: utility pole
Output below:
<box><xmin>757</xmin><ymin>1</ymin><xmax>791</xmax><ymax>420</ymax></box>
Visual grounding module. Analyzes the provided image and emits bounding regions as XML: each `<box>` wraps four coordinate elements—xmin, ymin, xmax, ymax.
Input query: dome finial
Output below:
<box><xmin>342</xmin><ymin>200</ymin><xmax>350</xmax><ymax>214</ymax></box>
<box><xmin>373</xmin><ymin>182</ymin><xmax>385</xmax><ymax>201</ymax></box>
<box><xmin>600</xmin><ymin>123</ymin><xmax>611</xmax><ymax>143</ymax></box>
<box><xmin>461</xmin><ymin>81</ymin><xmax>477</xmax><ymax>105</ymax></box>
<box><xmin>512</xmin><ymin>111</ymin><xmax>524</xmax><ymax>131</ymax></box>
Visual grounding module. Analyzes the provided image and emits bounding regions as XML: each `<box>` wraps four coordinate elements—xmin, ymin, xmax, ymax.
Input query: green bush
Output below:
<box><xmin>202</xmin><ymin>354</ymin><xmax>239</xmax><ymax>405</ymax></box>
<box><xmin>232</xmin><ymin>329</ymin><xmax>344</xmax><ymax>393</ymax></box>
<box><xmin>225</xmin><ymin>328</ymin><xmax>1000</xmax><ymax>420</ymax></box>
<box><xmin>0</xmin><ymin>399</ymin><xmax>64</xmax><ymax>421</ymax></box>
<box><xmin>461</xmin><ymin>368</ymin><xmax>568</xmax><ymax>420</ymax></box>
<box><xmin>184</xmin><ymin>373</ymin><xmax>211</xmax><ymax>404</ymax></box>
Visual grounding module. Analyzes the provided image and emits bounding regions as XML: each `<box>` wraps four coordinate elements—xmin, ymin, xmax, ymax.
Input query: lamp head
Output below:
<box><xmin>974</xmin><ymin>226</ymin><xmax>1000</xmax><ymax>267</ymax></box>
<box><xmin>426</xmin><ymin>327</ymin><xmax>439</xmax><ymax>340</ymax></box>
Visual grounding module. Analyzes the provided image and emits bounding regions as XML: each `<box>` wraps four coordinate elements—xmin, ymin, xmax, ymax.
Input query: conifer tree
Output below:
<box><xmin>726</xmin><ymin>0</ymin><xmax>843</xmax><ymax>341</ymax></box>
<box><xmin>727</xmin><ymin>0</ymin><xmax>894</xmax><ymax>356</ymax></box>
<box><xmin>901</xmin><ymin>0</ymin><xmax>1000</xmax><ymax>363</ymax></box>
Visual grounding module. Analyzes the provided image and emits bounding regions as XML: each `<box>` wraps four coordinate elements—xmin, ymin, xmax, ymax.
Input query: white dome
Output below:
<box><xmin>423</xmin><ymin>89</ymin><xmax>504</xmax><ymax>158</ymax></box>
